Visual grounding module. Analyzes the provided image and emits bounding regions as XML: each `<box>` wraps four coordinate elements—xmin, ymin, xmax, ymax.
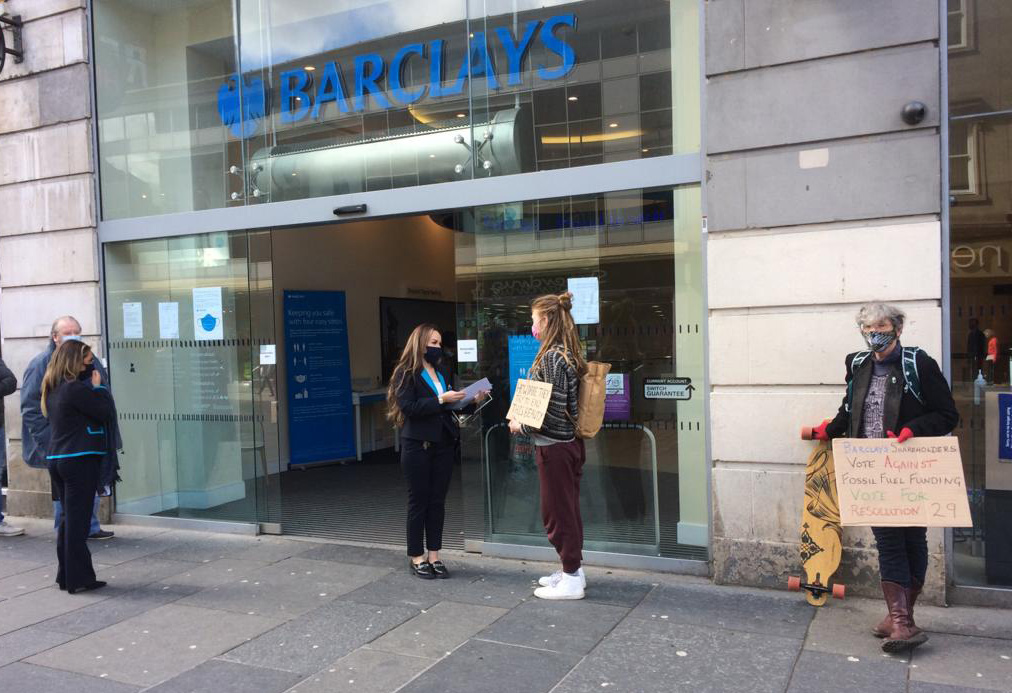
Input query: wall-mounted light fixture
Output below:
<box><xmin>0</xmin><ymin>12</ymin><xmax>24</xmax><ymax>76</ymax></box>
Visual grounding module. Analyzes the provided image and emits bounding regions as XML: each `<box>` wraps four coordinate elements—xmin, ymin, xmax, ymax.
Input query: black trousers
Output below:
<box><xmin>401</xmin><ymin>436</ymin><xmax>456</xmax><ymax>557</ymax></box>
<box><xmin>872</xmin><ymin>526</ymin><xmax>928</xmax><ymax>587</ymax></box>
<box><xmin>48</xmin><ymin>455</ymin><xmax>101</xmax><ymax>591</ymax></box>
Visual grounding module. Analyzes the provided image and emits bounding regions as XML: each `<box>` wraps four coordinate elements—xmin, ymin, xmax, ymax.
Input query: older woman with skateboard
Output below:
<box><xmin>810</xmin><ymin>302</ymin><xmax>958</xmax><ymax>653</ymax></box>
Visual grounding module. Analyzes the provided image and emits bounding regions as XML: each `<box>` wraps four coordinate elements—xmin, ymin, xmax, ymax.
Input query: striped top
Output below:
<box><xmin>521</xmin><ymin>347</ymin><xmax>579</xmax><ymax>444</ymax></box>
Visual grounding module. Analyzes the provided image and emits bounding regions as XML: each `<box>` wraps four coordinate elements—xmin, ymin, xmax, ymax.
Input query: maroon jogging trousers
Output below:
<box><xmin>536</xmin><ymin>438</ymin><xmax>586</xmax><ymax>573</ymax></box>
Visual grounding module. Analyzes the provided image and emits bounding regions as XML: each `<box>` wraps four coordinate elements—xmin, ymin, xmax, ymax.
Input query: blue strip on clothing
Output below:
<box><xmin>93</xmin><ymin>385</ymin><xmax>109</xmax><ymax>391</ymax></box>
<box><xmin>420</xmin><ymin>370</ymin><xmax>447</xmax><ymax>396</ymax></box>
<box><xmin>47</xmin><ymin>451</ymin><xmax>105</xmax><ymax>459</ymax></box>
<box><xmin>86</xmin><ymin>427</ymin><xmax>105</xmax><ymax>435</ymax></box>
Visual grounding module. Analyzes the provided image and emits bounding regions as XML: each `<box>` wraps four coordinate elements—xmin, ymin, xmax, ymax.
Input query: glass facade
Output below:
<box><xmin>95</xmin><ymin>0</ymin><xmax>705</xmax><ymax>564</ymax></box>
<box><xmin>947</xmin><ymin>0</ymin><xmax>1012</xmax><ymax>588</ymax></box>
<box><xmin>95</xmin><ymin>0</ymin><xmax>696</xmax><ymax>218</ymax></box>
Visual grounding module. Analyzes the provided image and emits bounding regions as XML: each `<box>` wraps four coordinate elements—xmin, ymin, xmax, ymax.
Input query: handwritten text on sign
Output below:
<box><xmin>831</xmin><ymin>437</ymin><xmax>972</xmax><ymax>527</ymax></box>
<box><xmin>506</xmin><ymin>379</ymin><xmax>554</xmax><ymax>429</ymax></box>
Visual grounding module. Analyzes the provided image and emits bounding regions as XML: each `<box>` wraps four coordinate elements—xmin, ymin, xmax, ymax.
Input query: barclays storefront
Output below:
<box><xmin>93</xmin><ymin>0</ymin><xmax>707</xmax><ymax>571</ymax></box>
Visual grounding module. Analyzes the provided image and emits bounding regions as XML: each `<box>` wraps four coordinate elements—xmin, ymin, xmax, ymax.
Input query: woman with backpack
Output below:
<box><xmin>810</xmin><ymin>302</ymin><xmax>958</xmax><ymax>653</ymax></box>
<box><xmin>509</xmin><ymin>291</ymin><xmax>588</xmax><ymax>600</ymax></box>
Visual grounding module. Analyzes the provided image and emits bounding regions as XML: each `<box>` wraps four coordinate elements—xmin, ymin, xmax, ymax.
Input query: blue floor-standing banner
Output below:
<box><xmin>507</xmin><ymin>334</ymin><xmax>541</xmax><ymax>399</ymax></box>
<box><xmin>283</xmin><ymin>290</ymin><xmax>355</xmax><ymax>466</ymax></box>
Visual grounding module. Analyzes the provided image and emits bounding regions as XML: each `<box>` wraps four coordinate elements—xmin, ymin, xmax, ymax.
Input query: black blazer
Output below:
<box><xmin>45</xmin><ymin>380</ymin><xmax>115</xmax><ymax>462</ymax></box>
<box><xmin>826</xmin><ymin>348</ymin><xmax>958</xmax><ymax>439</ymax></box>
<box><xmin>395</xmin><ymin>369</ymin><xmax>459</xmax><ymax>443</ymax></box>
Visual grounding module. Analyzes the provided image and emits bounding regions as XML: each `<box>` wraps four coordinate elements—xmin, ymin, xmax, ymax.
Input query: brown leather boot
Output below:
<box><xmin>873</xmin><ymin>580</ymin><xmax>922</xmax><ymax>638</ymax></box>
<box><xmin>880</xmin><ymin>581</ymin><xmax>928</xmax><ymax>653</ymax></box>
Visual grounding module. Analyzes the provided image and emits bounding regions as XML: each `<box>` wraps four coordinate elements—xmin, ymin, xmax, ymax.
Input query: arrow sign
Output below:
<box><xmin>644</xmin><ymin>377</ymin><xmax>694</xmax><ymax>400</ymax></box>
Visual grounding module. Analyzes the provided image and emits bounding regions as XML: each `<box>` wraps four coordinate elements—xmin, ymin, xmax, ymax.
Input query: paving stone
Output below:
<box><xmin>222</xmin><ymin>537</ymin><xmax>316</xmax><ymax>563</ymax></box>
<box><xmin>144</xmin><ymin>534</ymin><xmax>259</xmax><ymax>564</ymax></box>
<box><xmin>909</xmin><ymin>682</ymin><xmax>999</xmax><ymax>693</ymax></box>
<box><xmin>178</xmin><ymin>557</ymin><xmax>390</xmax><ymax>619</ymax></box>
<box><xmin>0</xmin><ymin>538</ymin><xmax>57</xmax><ymax>567</ymax></box>
<box><xmin>0</xmin><ymin>585</ymin><xmax>110</xmax><ymax>636</ymax></box>
<box><xmin>581</xmin><ymin>574</ymin><xmax>655</xmax><ymax>608</ymax></box>
<box><xmin>405</xmin><ymin>638</ymin><xmax>579</xmax><ymax>693</ymax></box>
<box><xmin>220</xmin><ymin>600</ymin><xmax>416</xmax><ymax>674</ymax></box>
<box><xmin>94</xmin><ymin>558</ymin><xmax>196</xmax><ymax>590</ymax></box>
<box><xmin>143</xmin><ymin>658</ymin><xmax>303</xmax><ymax>693</ymax></box>
<box><xmin>298</xmin><ymin>542</ymin><xmax>408</xmax><ymax>569</ymax></box>
<box><xmin>0</xmin><ymin>556</ymin><xmax>46</xmax><ymax>580</ymax></box>
<box><xmin>0</xmin><ymin>662</ymin><xmax>139</xmax><ymax>693</ymax></box>
<box><xmin>287</xmin><ymin>648</ymin><xmax>432</xmax><ymax>693</ymax></box>
<box><xmin>786</xmin><ymin>650</ymin><xmax>909</xmax><ymax>693</ymax></box>
<box><xmin>552</xmin><ymin>616</ymin><xmax>801</xmax><ymax>693</ymax></box>
<box><xmin>342</xmin><ymin>569</ymin><xmax>527</xmax><ymax>611</ymax></box>
<box><xmin>915</xmin><ymin>603</ymin><xmax>1012</xmax><ymax>641</ymax></box>
<box><xmin>477</xmin><ymin>598</ymin><xmax>628</xmax><ymax>655</ymax></box>
<box><xmin>368</xmin><ymin>600</ymin><xmax>507</xmax><ymax>658</ymax></box>
<box><xmin>87</xmin><ymin>536</ymin><xmax>192</xmax><ymax>566</ymax></box>
<box><xmin>156</xmin><ymin>558</ymin><xmax>273</xmax><ymax>589</ymax></box>
<box><xmin>26</xmin><ymin>603</ymin><xmax>282</xmax><ymax>687</ymax></box>
<box><xmin>0</xmin><ymin>562</ymin><xmax>58</xmax><ymax>598</ymax></box>
<box><xmin>629</xmin><ymin>582</ymin><xmax>813</xmax><ymax>639</ymax></box>
<box><xmin>804</xmin><ymin>597</ymin><xmax>897</xmax><ymax>660</ymax></box>
<box><xmin>909</xmin><ymin>632</ymin><xmax>1012</xmax><ymax>692</ymax></box>
<box><xmin>0</xmin><ymin>625</ymin><xmax>77</xmax><ymax>667</ymax></box>
<box><xmin>36</xmin><ymin>584</ymin><xmax>201</xmax><ymax>636</ymax></box>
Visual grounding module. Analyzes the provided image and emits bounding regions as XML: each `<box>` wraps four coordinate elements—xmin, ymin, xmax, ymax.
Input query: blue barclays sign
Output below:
<box><xmin>217</xmin><ymin>14</ymin><xmax>576</xmax><ymax>138</ymax></box>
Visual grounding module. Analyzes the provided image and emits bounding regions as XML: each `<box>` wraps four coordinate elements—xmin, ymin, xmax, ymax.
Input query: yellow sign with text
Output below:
<box><xmin>506</xmin><ymin>379</ymin><xmax>554</xmax><ymax>429</ymax></box>
<box><xmin>832</xmin><ymin>437</ymin><xmax>973</xmax><ymax>527</ymax></box>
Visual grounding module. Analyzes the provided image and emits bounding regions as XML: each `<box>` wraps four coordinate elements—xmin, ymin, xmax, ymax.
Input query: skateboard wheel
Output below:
<box><xmin>832</xmin><ymin>583</ymin><xmax>845</xmax><ymax>600</ymax></box>
<box><xmin>800</xmin><ymin>426</ymin><xmax>813</xmax><ymax>441</ymax></box>
<box><xmin>787</xmin><ymin>576</ymin><xmax>801</xmax><ymax>591</ymax></box>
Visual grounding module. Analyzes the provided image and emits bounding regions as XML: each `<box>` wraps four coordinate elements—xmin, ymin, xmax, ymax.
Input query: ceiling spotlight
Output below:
<box><xmin>567</xmin><ymin>96</ymin><xmax>578</xmax><ymax>101</ymax></box>
<box><xmin>608</xmin><ymin>122</ymin><xmax>619</xmax><ymax>128</ymax></box>
<box><xmin>429</xmin><ymin>153</ymin><xmax>436</xmax><ymax>158</ymax></box>
<box><xmin>304</xmin><ymin>65</ymin><xmax>315</xmax><ymax>71</ymax></box>
<box><xmin>456</xmin><ymin>113</ymin><xmax>466</xmax><ymax>118</ymax></box>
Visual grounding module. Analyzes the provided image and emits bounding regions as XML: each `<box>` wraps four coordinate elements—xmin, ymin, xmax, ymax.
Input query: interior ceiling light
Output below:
<box><xmin>304</xmin><ymin>65</ymin><xmax>315</xmax><ymax>71</ymax></box>
<box><xmin>568</xmin><ymin>95</ymin><xmax>578</xmax><ymax>101</ymax></box>
<box><xmin>541</xmin><ymin>129</ymin><xmax>643</xmax><ymax>145</ymax></box>
<box><xmin>456</xmin><ymin>113</ymin><xmax>466</xmax><ymax>118</ymax></box>
<box><xmin>608</xmin><ymin>122</ymin><xmax>619</xmax><ymax>128</ymax></box>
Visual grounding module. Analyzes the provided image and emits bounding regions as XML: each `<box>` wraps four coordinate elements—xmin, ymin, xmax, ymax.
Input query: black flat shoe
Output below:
<box><xmin>68</xmin><ymin>580</ymin><xmax>106</xmax><ymax>595</ymax></box>
<box><xmin>431</xmin><ymin>560</ymin><xmax>450</xmax><ymax>579</ymax></box>
<box><xmin>409</xmin><ymin>561</ymin><xmax>436</xmax><ymax>580</ymax></box>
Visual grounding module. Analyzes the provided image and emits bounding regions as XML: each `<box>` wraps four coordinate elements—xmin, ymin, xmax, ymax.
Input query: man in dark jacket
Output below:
<box><xmin>20</xmin><ymin>316</ymin><xmax>120</xmax><ymax>540</ymax></box>
<box><xmin>0</xmin><ymin>356</ymin><xmax>22</xmax><ymax>536</ymax></box>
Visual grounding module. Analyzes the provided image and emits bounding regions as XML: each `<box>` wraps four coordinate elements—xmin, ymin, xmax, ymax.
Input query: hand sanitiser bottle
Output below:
<box><xmin>974</xmin><ymin>369</ymin><xmax>987</xmax><ymax>405</ymax></box>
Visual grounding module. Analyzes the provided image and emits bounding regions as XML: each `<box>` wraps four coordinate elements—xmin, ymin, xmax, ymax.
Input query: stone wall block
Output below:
<box><xmin>704</xmin><ymin>0</ymin><xmax>745</xmax><ymax>75</ymax></box>
<box><xmin>707</xmin><ymin>220</ymin><xmax>941</xmax><ymax>309</ymax></box>
<box><xmin>711</xmin><ymin>466</ymin><xmax>753</xmax><ymax>540</ymax></box>
<box><xmin>0</xmin><ymin>174</ymin><xmax>94</xmax><ymax>236</ymax></box>
<box><xmin>0</xmin><ymin>337</ymin><xmax>54</xmax><ymax>390</ymax></box>
<box><xmin>0</xmin><ymin>75</ymin><xmax>42</xmax><ymax>135</ymax></box>
<box><xmin>750</xmin><ymin>468</ymin><xmax>804</xmax><ymax>544</ymax></box>
<box><xmin>0</xmin><ymin>10</ymin><xmax>87</xmax><ymax>83</ymax></box>
<box><xmin>38</xmin><ymin>63</ymin><xmax>91</xmax><ymax>125</ymax></box>
<box><xmin>5</xmin><ymin>0</ymin><xmax>85</xmax><ymax>23</ymax></box>
<box><xmin>0</xmin><ymin>228</ymin><xmax>98</xmax><ymax>287</ymax></box>
<box><xmin>0</xmin><ymin>283</ymin><xmax>100</xmax><ymax>339</ymax></box>
<box><xmin>0</xmin><ymin>121</ymin><xmax>92</xmax><ymax>185</ymax></box>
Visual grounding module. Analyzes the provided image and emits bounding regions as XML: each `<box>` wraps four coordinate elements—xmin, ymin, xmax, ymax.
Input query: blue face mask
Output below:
<box><xmin>864</xmin><ymin>330</ymin><xmax>897</xmax><ymax>353</ymax></box>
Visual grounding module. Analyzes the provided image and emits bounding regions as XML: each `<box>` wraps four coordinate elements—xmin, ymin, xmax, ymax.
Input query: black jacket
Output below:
<box><xmin>395</xmin><ymin>369</ymin><xmax>459</xmax><ymax>443</ymax></box>
<box><xmin>45</xmin><ymin>380</ymin><xmax>116</xmax><ymax>467</ymax></box>
<box><xmin>825</xmin><ymin>347</ymin><xmax>958</xmax><ymax>439</ymax></box>
<box><xmin>0</xmin><ymin>358</ymin><xmax>16</xmax><ymax>398</ymax></box>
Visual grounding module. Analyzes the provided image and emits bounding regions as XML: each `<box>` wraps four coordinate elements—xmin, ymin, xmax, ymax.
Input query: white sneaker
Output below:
<box><xmin>538</xmin><ymin>567</ymin><xmax>586</xmax><ymax>589</ymax></box>
<box><xmin>0</xmin><ymin>521</ymin><xmax>25</xmax><ymax>537</ymax></box>
<box><xmin>534</xmin><ymin>571</ymin><xmax>585</xmax><ymax>600</ymax></box>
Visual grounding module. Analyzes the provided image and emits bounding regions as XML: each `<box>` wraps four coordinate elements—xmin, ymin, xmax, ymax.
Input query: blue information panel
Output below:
<box><xmin>999</xmin><ymin>393</ymin><xmax>1012</xmax><ymax>462</ymax></box>
<box><xmin>283</xmin><ymin>291</ymin><xmax>355</xmax><ymax>465</ymax></box>
<box><xmin>507</xmin><ymin>335</ymin><xmax>541</xmax><ymax>400</ymax></box>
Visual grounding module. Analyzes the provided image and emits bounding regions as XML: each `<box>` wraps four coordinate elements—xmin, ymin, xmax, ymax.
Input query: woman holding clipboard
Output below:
<box><xmin>387</xmin><ymin>324</ymin><xmax>486</xmax><ymax>579</ymax></box>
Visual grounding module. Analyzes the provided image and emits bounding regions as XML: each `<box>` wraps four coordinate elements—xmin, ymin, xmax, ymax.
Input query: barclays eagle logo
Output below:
<box><xmin>217</xmin><ymin>74</ymin><xmax>268</xmax><ymax>138</ymax></box>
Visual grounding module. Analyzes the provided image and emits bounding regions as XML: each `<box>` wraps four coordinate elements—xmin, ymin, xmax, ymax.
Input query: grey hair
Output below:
<box><xmin>50</xmin><ymin>315</ymin><xmax>81</xmax><ymax>338</ymax></box>
<box><xmin>855</xmin><ymin>303</ymin><xmax>905</xmax><ymax>332</ymax></box>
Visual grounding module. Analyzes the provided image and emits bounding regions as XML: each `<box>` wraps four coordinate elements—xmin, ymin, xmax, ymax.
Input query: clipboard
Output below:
<box><xmin>453</xmin><ymin>395</ymin><xmax>494</xmax><ymax>428</ymax></box>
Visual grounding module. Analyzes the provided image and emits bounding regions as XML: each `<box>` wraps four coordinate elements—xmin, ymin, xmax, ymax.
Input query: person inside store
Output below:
<box><xmin>984</xmin><ymin>328</ymin><xmax>999</xmax><ymax>383</ymax></box>
<box><xmin>42</xmin><ymin>339</ymin><xmax>116</xmax><ymax>594</ymax></box>
<box><xmin>811</xmin><ymin>302</ymin><xmax>958</xmax><ymax>652</ymax></box>
<box><xmin>508</xmin><ymin>291</ymin><xmax>588</xmax><ymax>600</ymax></box>
<box><xmin>387</xmin><ymin>323</ymin><xmax>487</xmax><ymax>579</ymax></box>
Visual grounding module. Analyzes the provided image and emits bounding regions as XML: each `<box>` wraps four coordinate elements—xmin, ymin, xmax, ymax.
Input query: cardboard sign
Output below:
<box><xmin>832</xmin><ymin>437</ymin><xmax>973</xmax><ymax>527</ymax></box>
<box><xmin>506</xmin><ymin>379</ymin><xmax>554</xmax><ymax>429</ymax></box>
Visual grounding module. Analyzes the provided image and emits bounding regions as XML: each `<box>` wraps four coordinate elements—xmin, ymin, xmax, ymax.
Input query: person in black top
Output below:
<box><xmin>0</xmin><ymin>356</ymin><xmax>21</xmax><ymax>536</ymax></box>
<box><xmin>387</xmin><ymin>324</ymin><xmax>486</xmax><ymax>579</ymax></box>
<box><xmin>811</xmin><ymin>302</ymin><xmax>958</xmax><ymax>653</ymax></box>
<box><xmin>42</xmin><ymin>340</ymin><xmax>115</xmax><ymax>594</ymax></box>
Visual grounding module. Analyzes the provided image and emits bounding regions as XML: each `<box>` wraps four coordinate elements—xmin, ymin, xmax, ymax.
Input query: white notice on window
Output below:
<box><xmin>567</xmin><ymin>276</ymin><xmax>599</xmax><ymax>324</ymax></box>
<box><xmin>605</xmin><ymin>372</ymin><xmax>625</xmax><ymax>395</ymax></box>
<box><xmin>193</xmin><ymin>287</ymin><xmax>224</xmax><ymax>340</ymax></box>
<box><xmin>260</xmin><ymin>344</ymin><xmax>277</xmax><ymax>365</ymax></box>
<box><xmin>158</xmin><ymin>302</ymin><xmax>179</xmax><ymax>339</ymax></box>
<box><xmin>123</xmin><ymin>302</ymin><xmax>143</xmax><ymax>339</ymax></box>
<box><xmin>458</xmin><ymin>339</ymin><xmax>478</xmax><ymax>362</ymax></box>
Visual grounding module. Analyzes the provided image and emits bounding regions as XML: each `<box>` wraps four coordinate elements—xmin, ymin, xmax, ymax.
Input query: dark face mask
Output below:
<box><xmin>424</xmin><ymin>346</ymin><xmax>444</xmax><ymax>366</ymax></box>
<box><xmin>79</xmin><ymin>363</ymin><xmax>96</xmax><ymax>381</ymax></box>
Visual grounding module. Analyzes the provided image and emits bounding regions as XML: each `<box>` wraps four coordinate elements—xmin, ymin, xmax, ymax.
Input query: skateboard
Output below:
<box><xmin>787</xmin><ymin>427</ymin><xmax>846</xmax><ymax>606</ymax></box>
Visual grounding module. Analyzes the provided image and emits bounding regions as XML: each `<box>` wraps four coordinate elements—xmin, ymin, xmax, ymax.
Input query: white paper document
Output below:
<box><xmin>448</xmin><ymin>377</ymin><xmax>493</xmax><ymax>410</ymax></box>
<box><xmin>123</xmin><ymin>302</ymin><xmax>143</xmax><ymax>339</ymax></box>
<box><xmin>158</xmin><ymin>302</ymin><xmax>179</xmax><ymax>339</ymax></box>
<box><xmin>567</xmin><ymin>276</ymin><xmax>600</xmax><ymax>324</ymax></box>
<box><xmin>458</xmin><ymin>339</ymin><xmax>478</xmax><ymax>362</ymax></box>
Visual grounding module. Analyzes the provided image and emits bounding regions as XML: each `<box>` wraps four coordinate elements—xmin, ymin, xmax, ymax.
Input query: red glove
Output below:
<box><xmin>813</xmin><ymin>420</ymin><xmax>831</xmax><ymax>441</ymax></box>
<box><xmin>887</xmin><ymin>427</ymin><xmax>914</xmax><ymax>443</ymax></box>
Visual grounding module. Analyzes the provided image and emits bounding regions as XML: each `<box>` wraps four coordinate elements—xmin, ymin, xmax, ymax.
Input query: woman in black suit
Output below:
<box><xmin>42</xmin><ymin>339</ymin><xmax>114</xmax><ymax>594</ymax></box>
<box><xmin>387</xmin><ymin>324</ymin><xmax>484</xmax><ymax>579</ymax></box>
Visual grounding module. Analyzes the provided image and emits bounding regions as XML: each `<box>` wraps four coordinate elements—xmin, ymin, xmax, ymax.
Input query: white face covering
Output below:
<box><xmin>59</xmin><ymin>334</ymin><xmax>83</xmax><ymax>343</ymax></box>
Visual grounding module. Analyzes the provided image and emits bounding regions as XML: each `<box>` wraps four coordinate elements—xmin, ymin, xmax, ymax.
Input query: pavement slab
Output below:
<box><xmin>25</xmin><ymin>603</ymin><xmax>282</xmax><ymax>687</ymax></box>
<box><xmin>785</xmin><ymin>649</ymin><xmax>909</xmax><ymax>693</ymax></box>
<box><xmin>341</xmin><ymin>568</ymin><xmax>529</xmax><ymax>610</ymax></box>
<box><xmin>367</xmin><ymin>600</ymin><xmax>508</xmax><ymax>658</ymax></box>
<box><xmin>0</xmin><ymin>585</ymin><xmax>110</xmax><ymax>636</ymax></box>
<box><xmin>0</xmin><ymin>662</ymin><xmax>139</xmax><ymax>693</ymax></box>
<box><xmin>404</xmin><ymin>637</ymin><xmax>579</xmax><ymax>693</ymax></box>
<box><xmin>804</xmin><ymin>597</ymin><xmax>898</xmax><ymax>660</ymax></box>
<box><xmin>93</xmin><ymin>557</ymin><xmax>196</xmax><ymax>590</ymax></box>
<box><xmin>178</xmin><ymin>557</ymin><xmax>390</xmax><ymax>619</ymax></box>
<box><xmin>0</xmin><ymin>562</ymin><xmax>59</xmax><ymax>599</ymax></box>
<box><xmin>629</xmin><ymin>581</ymin><xmax>814</xmax><ymax>639</ymax></box>
<box><xmin>909</xmin><ymin>682</ymin><xmax>1002</xmax><ymax>693</ymax></box>
<box><xmin>287</xmin><ymin>647</ymin><xmax>433</xmax><ymax>693</ymax></box>
<box><xmin>476</xmin><ymin>598</ymin><xmax>628</xmax><ymax>655</ymax></box>
<box><xmin>0</xmin><ymin>539</ymin><xmax>57</xmax><ymax>567</ymax></box>
<box><xmin>297</xmin><ymin>542</ymin><xmax>408</xmax><ymax>569</ymax></box>
<box><xmin>35</xmin><ymin>583</ymin><xmax>201</xmax><ymax>636</ymax></box>
<box><xmin>908</xmin><ymin>632</ymin><xmax>1012</xmax><ymax>692</ymax></box>
<box><xmin>553</xmin><ymin>617</ymin><xmax>802</xmax><ymax>693</ymax></box>
<box><xmin>142</xmin><ymin>658</ymin><xmax>303</xmax><ymax>693</ymax></box>
<box><xmin>219</xmin><ymin>599</ymin><xmax>417</xmax><ymax>674</ymax></box>
<box><xmin>155</xmin><ymin>557</ymin><xmax>273</xmax><ymax>589</ymax></box>
<box><xmin>143</xmin><ymin>534</ymin><xmax>262</xmax><ymax>564</ymax></box>
<box><xmin>0</xmin><ymin>625</ymin><xmax>77</xmax><ymax>667</ymax></box>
